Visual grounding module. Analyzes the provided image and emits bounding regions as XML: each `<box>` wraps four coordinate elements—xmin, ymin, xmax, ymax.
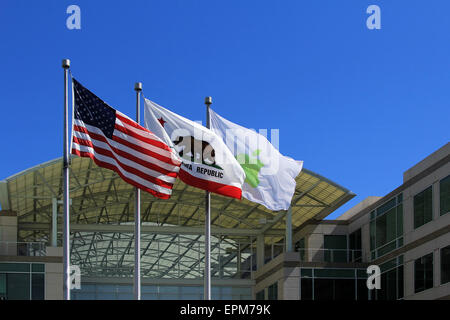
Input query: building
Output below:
<box><xmin>0</xmin><ymin>143</ymin><xmax>448</xmax><ymax>300</ymax></box>
<box><xmin>0</xmin><ymin>156</ymin><xmax>354</xmax><ymax>299</ymax></box>
<box><xmin>255</xmin><ymin>142</ymin><xmax>450</xmax><ymax>300</ymax></box>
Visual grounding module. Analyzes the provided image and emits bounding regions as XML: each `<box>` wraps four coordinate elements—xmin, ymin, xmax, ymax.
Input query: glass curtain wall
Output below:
<box><xmin>300</xmin><ymin>268</ymin><xmax>368</xmax><ymax>301</ymax></box>
<box><xmin>0</xmin><ymin>263</ymin><xmax>45</xmax><ymax>300</ymax></box>
<box><xmin>370</xmin><ymin>194</ymin><xmax>403</xmax><ymax>259</ymax></box>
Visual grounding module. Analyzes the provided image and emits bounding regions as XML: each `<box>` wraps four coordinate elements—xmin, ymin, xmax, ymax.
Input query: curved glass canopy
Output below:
<box><xmin>0</xmin><ymin>157</ymin><xmax>355</xmax><ymax>279</ymax></box>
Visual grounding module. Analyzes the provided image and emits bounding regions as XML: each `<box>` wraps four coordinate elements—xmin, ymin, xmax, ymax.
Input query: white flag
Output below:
<box><xmin>143</xmin><ymin>98</ymin><xmax>245</xmax><ymax>199</ymax></box>
<box><xmin>209</xmin><ymin>109</ymin><xmax>303</xmax><ymax>211</ymax></box>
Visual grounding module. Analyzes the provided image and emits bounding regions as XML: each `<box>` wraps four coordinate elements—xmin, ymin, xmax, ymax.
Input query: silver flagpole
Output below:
<box><xmin>204</xmin><ymin>96</ymin><xmax>212</xmax><ymax>300</ymax></box>
<box><xmin>62</xmin><ymin>59</ymin><xmax>71</xmax><ymax>300</ymax></box>
<box><xmin>134</xmin><ymin>82</ymin><xmax>142</xmax><ymax>300</ymax></box>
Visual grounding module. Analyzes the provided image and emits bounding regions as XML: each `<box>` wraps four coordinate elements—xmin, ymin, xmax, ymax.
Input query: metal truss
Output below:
<box><xmin>2</xmin><ymin>157</ymin><xmax>355</xmax><ymax>280</ymax></box>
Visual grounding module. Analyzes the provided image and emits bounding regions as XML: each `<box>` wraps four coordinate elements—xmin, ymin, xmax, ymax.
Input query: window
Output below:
<box><xmin>7</xmin><ymin>273</ymin><xmax>30</xmax><ymax>300</ymax></box>
<box><xmin>300</xmin><ymin>278</ymin><xmax>313</xmax><ymax>300</ymax></box>
<box><xmin>255</xmin><ymin>290</ymin><xmax>265</xmax><ymax>300</ymax></box>
<box><xmin>349</xmin><ymin>229</ymin><xmax>362</xmax><ymax>262</ymax></box>
<box><xmin>378</xmin><ymin>267</ymin><xmax>401</xmax><ymax>300</ymax></box>
<box><xmin>324</xmin><ymin>235</ymin><xmax>347</xmax><ymax>262</ymax></box>
<box><xmin>441</xmin><ymin>246</ymin><xmax>450</xmax><ymax>285</ymax></box>
<box><xmin>370</xmin><ymin>195</ymin><xmax>403</xmax><ymax>259</ymax></box>
<box><xmin>295</xmin><ymin>238</ymin><xmax>305</xmax><ymax>261</ymax></box>
<box><xmin>373</xmin><ymin>257</ymin><xmax>404</xmax><ymax>300</ymax></box>
<box><xmin>314</xmin><ymin>279</ymin><xmax>355</xmax><ymax>300</ymax></box>
<box><xmin>414</xmin><ymin>253</ymin><xmax>434</xmax><ymax>293</ymax></box>
<box><xmin>0</xmin><ymin>263</ymin><xmax>45</xmax><ymax>300</ymax></box>
<box><xmin>357</xmin><ymin>279</ymin><xmax>368</xmax><ymax>301</ymax></box>
<box><xmin>267</xmin><ymin>282</ymin><xmax>278</xmax><ymax>300</ymax></box>
<box><xmin>440</xmin><ymin>175</ymin><xmax>450</xmax><ymax>216</ymax></box>
<box><xmin>375</xmin><ymin>209</ymin><xmax>397</xmax><ymax>247</ymax></box>
<box><xmin>0</xmin><ymin>274</ymin><xmax>6</xmax><ymax>300</ymax></box>
<box><xmin>300</xmin><ymin>268</ymin><xmax>368</xmax><ymax>301</ymax></box>
<box><xmin>414</xmin><ymin>186</ymin><xmax>433</xmax><ymax>228</ymax></box>
<box><xmin>31</xmin><ymin>274</ymin><xmax>44</xmax><ymax>300</ymax></box>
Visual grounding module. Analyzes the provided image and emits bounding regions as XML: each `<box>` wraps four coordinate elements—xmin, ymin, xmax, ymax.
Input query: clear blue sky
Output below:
<box><xmin>0</xmin><ymin>1</ymin><xmax>448</xmax><ymax>218</ymax></box>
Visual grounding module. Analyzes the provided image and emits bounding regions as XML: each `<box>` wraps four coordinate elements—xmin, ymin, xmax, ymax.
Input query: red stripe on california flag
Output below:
<box><xmin>178</xmin><ymin>169</ymin><xmax>242</xmax><ymax>199</ymax></box>
<box><xmin>71</xmin><ymin>149</ymin><xmax>172</xmax><ymax>199</ymax></box>
<box><xmin>72</xmin><ymin>136</ymin><xmax>175</xmax><ymax>190</ymax></box>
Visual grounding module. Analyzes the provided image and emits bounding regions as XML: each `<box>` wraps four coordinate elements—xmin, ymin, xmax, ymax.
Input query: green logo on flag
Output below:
<box><xmin>236</xmin><ymin>149</ymin><xmax>264</xmax><ymax>188</ymax></box>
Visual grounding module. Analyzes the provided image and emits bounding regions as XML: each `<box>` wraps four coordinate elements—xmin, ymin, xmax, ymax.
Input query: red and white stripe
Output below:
<box><xmin>71</xmin><ymin>111</ymin><xmax>181</xmax><ymax>199</ymax></box>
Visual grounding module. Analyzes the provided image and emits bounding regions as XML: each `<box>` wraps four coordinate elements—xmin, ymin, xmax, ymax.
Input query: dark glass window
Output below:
<box><xmin>357</xmin><ymin>279</ymin><xmax>368</xmax><ymax>301</ymax></box>
<box><xmin>7</xmin><ymin>273</ymin><xmax>30</xmax><ymax>300</ymax></box>
<box><xmin>380</xmin><ymin>269</ymin><xmax>397</xmax><ymax>300</ymax></box>
<box><xmin>349</xmin><ymin>229</ymin><xmax>362</xmax><ymax>262</ymax></box>
<box><xmin>324</xmin><ymin>235</ymin><xmax>347</xmax><ymax>262</ymax></box>
<box><xmin>31</xmin><ymin>264</ymin><xmax>44</xmax><ymax>273</ymax></box>
<box><xmin>415</xmin><ymin>253</ymin><xmax>434</xmax><ymax>293</ymax></box>
<box><xmin>396</xmin><ymin>204</ymin><xmax>403</xmax><ymax>236</ymax></box>
<box><xmin>255</xmin><ymin>290</ymin><xmax>264</xmax><ymax>300</ymax></box>
<box><xmin>334</xmin><ymin>279</ymin><xmax>355</xmax><ymax>300</ymax></box>
<box><xmin>397</xmin><ymin>265</ymin><xmax>404</xmax><ymax>299</ymax></box>
<box><xmin>370</xmin><ymin>221</ymin><xmax>376</xmax><ymax>251</ymax></box>
<box><xmin>440</xmin><ymin>175</ymin><xmax>450</xmax><ymax>216</ymax></box>
<box><xmin>314</xmin><ymin>279</ymin><xmax>355</xmax><ymax>300</ymax></box>
<box><xmin>31</xmin><ymin>274</ymin><xmax>44</xmax><ymax>300</ymax></box>
<box><xmin>370</xmin><ymin>196</ymin><xmax>403</xmax><ymax>258</ymax></box>
<box><xmin>376</xmin><ymin>198</ymin><xmax>396</xmax><ymax>217</ymax></box>
<box><xmin>0</xmin><ymin>263</ymin><xmax>30</xmax><ymax>273</ymax></box>
<box><xmin>295</xmin><ymin>238</ymin><xmax>305</xmax><ymax>261</ymax></box>
<box><xmin>375</xmin><ymin>258</ymin><xmax>404</xmax><ymax>300</ymax></box>
<box><xmin>300</xmin><ymin>278</ymin><xmax>313</xmax><ymax>300</ymax></box>
<box><xmin>441</xmin><ymin>246</ymin><xmax>450</xmax><ymax>285</ymax></box>
<box><xmin>376</xmin><ymin>208</ymin><xmax>397</xmax><ymax>247</ymax></box>
<box><xmin>267</xmin><ymin>282</ymin><xmax>278</xmax><ymax>300</ymax></box>
<box><xmin>314</xmin><ymin>279</ymin><xmax>333</xmax><ymax>300</ymax></box>
<box><xmin>314</xmin><ymin>269</ymin><xmax>354</xmax><ymax>278</ymax></box>
<box><xmin>414</xmin><ymin>186</ymin><xmax>433</xmax><ymax>228</ymax></box>
<box><xmin>301</xmin><ymin>268</ymin><xmax>312</xmax><ymax>277</ymax></box>
<box><xmin>0</xmin><ymin>273</ymin><xmax>6</xmax><ymax>300</ymax></box>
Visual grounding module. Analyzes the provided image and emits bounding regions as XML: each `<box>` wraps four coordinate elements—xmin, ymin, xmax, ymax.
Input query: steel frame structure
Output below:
<box><xmin>0</xmin><ymin>157</ymin><xmax>355</xmax><ymax>280</ymax></box>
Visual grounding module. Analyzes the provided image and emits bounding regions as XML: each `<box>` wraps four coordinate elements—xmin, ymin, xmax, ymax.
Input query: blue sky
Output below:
<box><xmin>0</xmin><ymin>0</ymin><xmax>448</xmax><ymax>218</ymax></box>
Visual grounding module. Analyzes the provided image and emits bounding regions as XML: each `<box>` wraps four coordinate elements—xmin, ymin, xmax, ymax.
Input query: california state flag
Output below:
<box><xmin>143</xmin><ymin>98</ymin><xmax>245</xmax><ymax>199</ymax></box>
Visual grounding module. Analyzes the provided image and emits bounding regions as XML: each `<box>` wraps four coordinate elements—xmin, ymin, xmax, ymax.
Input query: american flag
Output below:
<box><xmin>71</xmin><ymin>78</ymin><xmax>181</xmax><ymax>199</ymax></box>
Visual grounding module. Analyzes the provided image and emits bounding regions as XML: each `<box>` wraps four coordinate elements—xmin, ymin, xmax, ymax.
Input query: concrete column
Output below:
<box><xmin>52</xmin><ymin>198</ymin><xmax>58</xmax><ymax>247</ymax></box>
<box><xmin>257</xmin><ymin>234</ymin><xmax>265</xmax><ymax>269</ymax></box>
<box><xmin>282</xmin><ymin>267</ymin><xmax>301</xmax><ymax>300</ymax></box>
<box><xmin>403</xmin><ymin>189</ymin><xmax>414</xmax><ymax>242</ymax></box>
<box><xmin>45</xmin><ymin>247</ymin><xmax>63</xmax><ymax>300</ymax></box>
<box><xmin>285</xmin><ymin>208</ymin><xmax>292</xmax><ymax>252</ymax></box>
<box><xmin>433</xmin><ymin>181</ymin><xmax>440</xmax><ymax>220</ymax></box>
<box><xmin>434</xmin><ymin>248</ymin><xmax>440</xmax><ymax>288</ymax></box>
<box><xmin>403</xmin><ymin>260</ymin><xmax>415</xmax><ymax>298</ymax></box>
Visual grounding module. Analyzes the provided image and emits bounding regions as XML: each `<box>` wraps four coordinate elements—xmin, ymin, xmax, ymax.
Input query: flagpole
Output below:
<box><xmin>134</xmin><ymin>82</ymin><xmax>143</xmax><ymax>300</ymax></box>
<box><xmin>204</xmin><ymin>96</ymin><xmax>212</xmax><ymax>300</ymax></box>
<box><xmin>62</xmin><ymin>58</ymin><xmax>71</xmax><ymax>300</ymax></box>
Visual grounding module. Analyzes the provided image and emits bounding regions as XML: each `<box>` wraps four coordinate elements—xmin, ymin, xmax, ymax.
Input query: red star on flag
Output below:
<box><xmin>158</xmin><ymin>117</ymin><xmax>166</xmax><ymax>127</ymax></box>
